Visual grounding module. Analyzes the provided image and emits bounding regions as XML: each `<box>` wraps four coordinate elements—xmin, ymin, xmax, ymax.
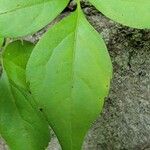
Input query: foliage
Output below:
<box><xmin>0</xmin><ymin>0</ymin><xmax>149</xmax><ymax>150</ymax></box>
<box><xmin>0</xmin><ymin>41</ymin><xmax>50</xmax><ymax>150</ymax></box>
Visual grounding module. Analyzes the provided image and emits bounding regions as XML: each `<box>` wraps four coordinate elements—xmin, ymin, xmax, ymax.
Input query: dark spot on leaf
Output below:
<box><xmin>39</xmin><ymin>108</ymin><xmax>43</xmax><ymax>112</ymax></box>
<box><xmin>17</xmin><ymin>4</ymin><xmax>21</xmax><ymax>7</ymax></box>
<box><xmin>29</xmin><ymin>90</ymin><xmax>32</xmax><ymax>94</ymax></box>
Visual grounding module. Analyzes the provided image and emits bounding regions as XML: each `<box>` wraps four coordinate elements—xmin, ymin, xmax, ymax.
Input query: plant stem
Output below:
<box><xmin>76</xmin><ymin>0</ymin><xmax>80</xmax><ymax>9</ymax></box>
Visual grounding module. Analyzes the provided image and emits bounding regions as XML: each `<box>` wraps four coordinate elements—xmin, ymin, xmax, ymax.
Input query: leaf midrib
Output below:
<box><xmin>69</xmin><ymin>9</ymin><xmax>80</xmax><ymax>150</ymax></box>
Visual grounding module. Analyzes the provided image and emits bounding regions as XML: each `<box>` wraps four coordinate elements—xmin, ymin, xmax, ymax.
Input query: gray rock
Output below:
<box><xmin>81</xmin><ymin>5</ymin><xmax>150</xmax><ymax>150</ymax></box>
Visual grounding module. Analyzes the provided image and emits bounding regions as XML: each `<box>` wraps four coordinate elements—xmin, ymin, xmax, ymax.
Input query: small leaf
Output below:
<box><xmin>3</xmin><ymin>40</ymin><xmax>34</xmax><ymax>89</ymax></box>
<box><xmin>0</xmin><ymin>72</ymin><xmax>50</xmax><ymax>150</ymax></box>
<box><xmin>27</xmin><ymin>7</ymin><xmax>112</xmax><ymax>150</ymax></box>
<box><xmin>0</xmin><ymin>0</ymin><xmax>69</xmax><ymax>37</ymax></box>
<box><xmin>89</xmin><ymin>0</ymin><xmax>150</xmax><ymax>29</ymax></box>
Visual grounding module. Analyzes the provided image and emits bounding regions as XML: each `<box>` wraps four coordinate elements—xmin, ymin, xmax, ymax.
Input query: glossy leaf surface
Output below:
<box><xmin>89</xmin><ymin>0</ymin><xmax>150</xmax><ymax>29</ymax></box>
<box><xmin>0</xmin><ymin>0</ymin><xmax>69</xmax><ymax>37</ymax></box>
<box><xmin>0</xmin><ymin>41</ymin><xmax>50</xmax><ymax>150</ymax></box>
<box><xmin>27</xmin><ymin>8</ymin><xmax>112</xmax><ymax>150</ymax></box>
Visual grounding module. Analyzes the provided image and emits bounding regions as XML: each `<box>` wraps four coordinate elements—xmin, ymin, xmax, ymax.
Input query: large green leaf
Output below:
<box><xmin>1</xmin><ymin>40</ymin><xmax>50</xmax><ymax>150</ymax></box>
<box><xmin>27</xmin><ymin>7</ymin><xmax>112</xmax><ymax>150</ymax></box>
<box><xmin>89</xmin><ymin>0</ymin><xmax>150</xmax><ymax>29</ymax></box>
<box><xmin>0</xmin><ymin>0</ymin><xmax>69</xmax><ymax>37</ymax></box>
<box><xmin>0</xmin><ymin>72</ymin><xmax>50</xmax><ymax>150</ymax></box>
<box><xmin>3</xmin><ymin>40</ymin><xmax>34</xmax><ymax>89</ymax></box>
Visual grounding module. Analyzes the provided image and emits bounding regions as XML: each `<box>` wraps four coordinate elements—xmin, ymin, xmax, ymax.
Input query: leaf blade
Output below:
<box><xmin>0</xmin><ymin>0</ymin><xmax>69</xmax><ymax>37</ymax></box>
<box><xmin>0</xmin><ymin>40</ymin><xmax>50</xmax><ymax>150</ymax></box>
<box><xmin>3</xmin><ymin>40</ymin><xmax>34</xmax><ymax>89</ymax></box>
<box><xmin>0</xmin><ymin>72</ymin><xmax>50</xmax><ymax>150</ymax></box>
<box><xmin>27</xmin><ymin>9</ymin><xmax>112</xmax><ymax>150</ymax></box>
<box><xmin>89</xmin><ymin>0</ymin><xmax>150</xmax><ymax>29</ymax></box>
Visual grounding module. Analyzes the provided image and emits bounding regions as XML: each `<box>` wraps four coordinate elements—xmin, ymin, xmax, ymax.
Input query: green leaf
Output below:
<box><xmin>27</xmin><ymin>7</ymin><xmax>112</xmax><ymax>150</ymax></box>
<box><xmin>1</xmin><ymin>40</ymin><xmax>50</xmax><ymax>150</ymax></box>
<box><xmin>89</xmin><ymin>0</ymin><xmax>150</xmax><ymax>29</ymax></box>
<box><xmin>3</xmin><ymin>40</ymin><xmax>34</xmax><ymax>89</ymax></box>
<box><xmin>0</xmin><ymin>72</ymin><xmax>50</xmax><ymax>150</ymax></box>
<box><xmin>0</xmin><ymin>0</ymin><xmax>69</xmax><ymax>37</ymax></box>
<box><xmin>0</xmin><ymin>37</ymin><xmax>3</xmax><ymax>47</ymax></box>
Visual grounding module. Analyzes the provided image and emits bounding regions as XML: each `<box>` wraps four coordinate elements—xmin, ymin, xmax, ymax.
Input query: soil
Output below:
<box><xmin>0</xmin><ymin>1</ymin><xmax>150</xmax><ymax>150</ymax></box>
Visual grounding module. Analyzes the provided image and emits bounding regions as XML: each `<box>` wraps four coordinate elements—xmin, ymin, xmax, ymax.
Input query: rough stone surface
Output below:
<box><xmin>81</xmin><ymin>4</ymin><xmax>150</xmax><ymax>150</ymax></box>
<box><xmin>0</xmin><ymin>1</ymin><xmax>150</xmax><ymax>150</ymax></box>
